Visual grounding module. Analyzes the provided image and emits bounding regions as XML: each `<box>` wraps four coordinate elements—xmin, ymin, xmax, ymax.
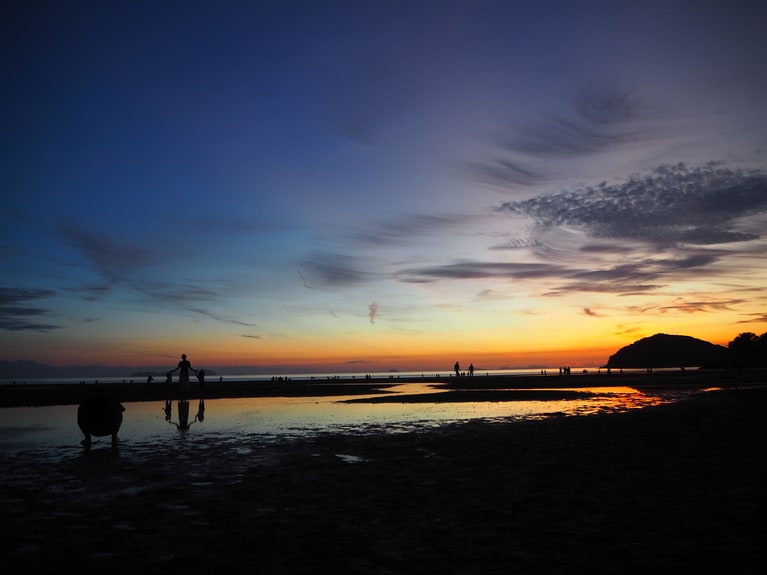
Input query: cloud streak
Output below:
<box><xmin>296</xmin><ymin>251</ymin><xmax>371</xmax><ymax>289</ymax></box>
<box><xmin>0</xmin><ymin>287</ymin><xmax>60</xmax><ymax>331</ymax></box>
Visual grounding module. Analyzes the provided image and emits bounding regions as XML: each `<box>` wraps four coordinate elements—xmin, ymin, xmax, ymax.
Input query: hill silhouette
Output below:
<box><xmin>605</xmin><ymin>333</ymin><xmax>729</xmax><ymax>369</ymax></box>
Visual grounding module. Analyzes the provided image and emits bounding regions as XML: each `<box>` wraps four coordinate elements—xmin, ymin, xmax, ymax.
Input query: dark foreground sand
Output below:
<box><xmin>2</xmin><ymin>377</ymin><xmax>766</xmax><ymax>574</ymax></box>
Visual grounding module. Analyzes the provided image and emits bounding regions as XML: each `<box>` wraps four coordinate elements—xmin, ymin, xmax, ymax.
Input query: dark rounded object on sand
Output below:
<box><xmin>77</xmin><ymin>389</ymin><xmax>125</xmax><ymax>446</ymax></box>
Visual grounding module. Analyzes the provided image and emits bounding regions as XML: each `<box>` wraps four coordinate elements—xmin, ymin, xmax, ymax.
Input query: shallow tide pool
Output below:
<box><xmin>0</xmin><ymin>384</ymin><xmax>689</xmax><ymax>459</ymax></box>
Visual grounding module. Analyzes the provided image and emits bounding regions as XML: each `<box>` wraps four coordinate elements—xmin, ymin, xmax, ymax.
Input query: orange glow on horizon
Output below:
<box><xmin>11</xmin><ymin>319</ymin><xmax>750</xmax><ymax>372</ymax></box>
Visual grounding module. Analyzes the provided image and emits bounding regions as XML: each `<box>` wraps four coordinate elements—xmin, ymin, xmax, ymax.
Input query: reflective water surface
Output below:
<box><xmin>0</xmin><ymin>383</ymin><xmax>698</xmax><ymax>459</ymax></box>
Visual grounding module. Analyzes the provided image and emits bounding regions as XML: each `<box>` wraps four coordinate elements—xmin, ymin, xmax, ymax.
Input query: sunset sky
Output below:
<box><xmin>2</xmin><ymin>0</ymin><xmax>766</xmax><ymax>373</ymax></box>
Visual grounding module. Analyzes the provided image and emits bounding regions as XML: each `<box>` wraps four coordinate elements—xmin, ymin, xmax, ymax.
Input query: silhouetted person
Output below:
<box><xmin>469</xmin><ymin>363</ymin><xmax>474</xmax><ymax>377</ymax></box>
<box><xmin>146</xmin><ymin>375</ymin><xmax>154</xmax><ymax>385</ymax></box>
<box><xmin>197</xmin><ymin>369</ymin><xmax>206</xmax><ymax>390</ymax></box>
<box><xmin>454</xmin><ymin>361</ymin><xmax>460</xmax><ymax>377</ymax></box>
<box><xmin>77</xmin><ymin>388</ymin><xmax>125</xmax><ymax>448</ymax></box>
<box><xmin>169</xmin><ymin>353</ymin><xmax>197</xmax><ymax>395</ymax></box>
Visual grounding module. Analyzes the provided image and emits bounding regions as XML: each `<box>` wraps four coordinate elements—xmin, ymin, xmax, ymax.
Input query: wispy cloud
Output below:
<box><xmin>583</xmin><ymin>307</ymin><xmax>603</xmax><ymax>317</ymax></box>
<box><xmin>398</xmin><ymin>261</ymin><xmax>567</xmax><ymax>283</ymax></box>
<box><xmin>58</xmin><ymin>221</ymin><xmax>156</xmax><ymax>284</ymax></box>
<box><xmin>296</xmin><ymin>251</ymin><xmax>371</xmax><ymax>289</ymax></box>
<box><xmin>186</xmin><ymin>307</ymin><xmax>258</xmax><ymax>327</ymax></box>
<box><xmin>466</xmin><ymin>85</ymin><xmax>662</xmax><ymax>190</ymax></box>
<box><xmin>464</xmin><ymin>159</ymin><xmax>547</xmax><ymax>188</ymax></box>
<box><xmin>655</xmin><ymin>297</ymin><xmax>745</xmax><ymax>314</ymax></box>
<box><xmin>500</xmin><ymin>85</ymin><xmax>645</xmax><ymax>158</ymax></box>
<box><xmin>368</xmin><ymin>301</ymin><xmax>379</xmax><ymax>324</ymax></box>
<box><xmin>348</xmin><ymin>214</ymin><xmax>467</xmax><ymax>247</ymax></box>
<box><xmin>0</xmin><ymin>287</ymin><xmax>60</xmax><ymax>331</ymax></box>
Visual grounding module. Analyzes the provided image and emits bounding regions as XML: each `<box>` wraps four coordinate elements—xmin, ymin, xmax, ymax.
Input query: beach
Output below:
<box><xmin>2</xmin><ymin>373</ymin><xmax>766</xmax><ymax>573</ymax></box>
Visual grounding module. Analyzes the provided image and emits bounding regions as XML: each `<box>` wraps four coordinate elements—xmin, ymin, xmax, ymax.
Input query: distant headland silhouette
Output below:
<box><xmin>605</xmin><ymin>333</ymin><xmax>730</xmax><ymax>369</ymax></box>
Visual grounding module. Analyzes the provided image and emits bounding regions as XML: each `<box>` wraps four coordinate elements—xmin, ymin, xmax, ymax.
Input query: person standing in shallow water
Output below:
<box><xmin>169</xmin><ymin>353</ymin><xmax>197</xmax><ymax>395</ymax></box>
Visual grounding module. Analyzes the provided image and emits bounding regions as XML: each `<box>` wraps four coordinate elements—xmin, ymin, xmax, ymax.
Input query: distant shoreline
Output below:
<box><xmin>2</xmin><ymin>368</ymin><xmax>763</xmax><ymax>408</ymax></box>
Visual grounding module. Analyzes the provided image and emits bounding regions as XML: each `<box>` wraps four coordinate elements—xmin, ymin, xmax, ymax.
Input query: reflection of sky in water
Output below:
<box><xmin>0</xmin><ymin>384</ymin><xmax>694</xmax><ymax>459</ymax></box>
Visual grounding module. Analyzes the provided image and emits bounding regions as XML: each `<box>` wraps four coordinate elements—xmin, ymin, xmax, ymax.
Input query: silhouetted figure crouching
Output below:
<box><xmin>77</xmin><ymin>388</ymin><xmax>125</xmax><ymax>448</ymax></box>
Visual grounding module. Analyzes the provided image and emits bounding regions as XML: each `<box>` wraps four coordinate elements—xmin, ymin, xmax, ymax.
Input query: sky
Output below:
<box><xmin>2</xmin><ymin>0</ymin><xmax>767</xmax><ymax>373</ymax></box>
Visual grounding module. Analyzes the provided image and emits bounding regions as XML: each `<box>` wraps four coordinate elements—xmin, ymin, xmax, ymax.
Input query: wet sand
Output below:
<box><xmin>2</xmin><ymin>373</ymin><xmax>766</xmax><ymax>573</ymax></box>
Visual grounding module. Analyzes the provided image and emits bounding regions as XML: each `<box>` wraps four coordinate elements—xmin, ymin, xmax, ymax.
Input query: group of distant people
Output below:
<box><xmin>145</xmin><ymin>354</ymin><xmax>208</xmax><ymax>391</ymax></box>
<box><xmin>168</xmin><ymin>353</ymin><xmax>205</xmax><ymax>392</ymax></box>
<box><xmin>453</xmin><ymin>361</ymin><xmax>475</xmax><ymax>377</ymax></box>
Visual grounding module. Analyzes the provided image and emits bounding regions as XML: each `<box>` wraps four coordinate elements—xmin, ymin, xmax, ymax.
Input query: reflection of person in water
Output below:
<box><xmin>169</xmin><ymin>353</ymin><xmax>196</xmax><ymax>394</ymax></box>
<box><xmin>167</xmin><ymin>399</ymin><xmax>206</xmax><ymax>431</ymax></box>
<box><xmin>78</xmin><ymin>388</ymin><xmax>125</xmax><ymax>448</ymax></box>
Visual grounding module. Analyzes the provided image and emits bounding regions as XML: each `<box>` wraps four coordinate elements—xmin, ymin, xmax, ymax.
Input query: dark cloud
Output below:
<box><xmin>297</xmin><ymin>251</ymin><xmax>370</xmax><ymax>289</ymax></box>
<box><xmin>545</xmin><ymin>282</ymin><xmax>663</xmax><ymax>296</ymax></box>
<box><xmin>489</xmin><ymin>237</ymin><xmax>542</xmax><ymax>251</ymax></box>
<box><xmin>497</xmin><ymin>163</ymin><xmax>767</xmax><ymax>245</ymax></box>
<box><xmin>543</xmin><ymin>250</ymin><xmax>725</xmax><ymax>296</ymax></box>
<box><xmin>0</xmin><ymin>287</ymin><xmax>60</xmax><ymax>331</ymax></box>
<box><xmin>583</xmin><ymin>307</ymin><xmax>602</xmax><ymax>317</ymax></box>
<box><xmin>398</xmin><ymin>261</ymin><xmax>566</xmax><ymax>283</ymax></box>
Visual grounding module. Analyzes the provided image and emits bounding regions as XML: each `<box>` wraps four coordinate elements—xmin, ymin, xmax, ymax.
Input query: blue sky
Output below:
<box><xmin>2</xmin><ymin>0</ymin><xmax>766</xmax><ymax>372</ymax></box>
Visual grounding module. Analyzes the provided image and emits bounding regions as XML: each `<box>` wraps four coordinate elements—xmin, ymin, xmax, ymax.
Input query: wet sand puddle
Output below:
<box><xmin>0</xmin><ymin>383</ymin><xmax>687</xmax><ymax>460</ymax></box>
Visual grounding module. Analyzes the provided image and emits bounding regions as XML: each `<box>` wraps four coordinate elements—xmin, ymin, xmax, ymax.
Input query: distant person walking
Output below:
<box><xmin>169</xmin><ymin>353</ymin><xmax>197</xmax><ymax>394</ymax></box>
<box><xmin>454</xmin><ymin>361</ymin><xmax>460</xmax><ymax>377</ymax></box>
<box><xmin>469</xmin><ymin>363</ymin><xmax>474</xmax><ymax>377</ymax></box>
